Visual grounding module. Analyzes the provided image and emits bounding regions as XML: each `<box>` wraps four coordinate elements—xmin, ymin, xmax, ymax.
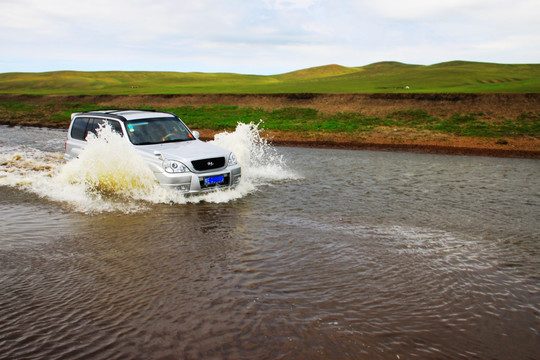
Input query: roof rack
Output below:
<box><xmin>73</xmin><ymin>109</ymin><xmax>179</xmax><ymax>122</ymax></box>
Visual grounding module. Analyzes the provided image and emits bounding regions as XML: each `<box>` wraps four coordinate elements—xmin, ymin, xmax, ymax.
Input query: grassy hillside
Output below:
<box><xmin>0</xmin><ymin>61</ymin><xmax>538</xmax><ymax>95</ymax></box>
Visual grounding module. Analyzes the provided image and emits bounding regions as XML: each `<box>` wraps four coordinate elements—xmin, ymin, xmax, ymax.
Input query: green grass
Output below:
<box><xmin>186</xmin><ymin>106</ymin><xmax>539</xmax><ymax>137</ymax></box>
<box><xmin>3</xmin><ymin>101</ymin><xmax>535</xmax><ymax>139</ymax></box>
<box><xmin>1</xmin><ymin>61</ymin><xmax>539</xmax><ymax>94</ymax></box>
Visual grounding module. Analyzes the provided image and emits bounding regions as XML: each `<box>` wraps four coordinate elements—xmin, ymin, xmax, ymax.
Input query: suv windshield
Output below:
<box><xmin>126</xmin><ymin>117</ymin><xmax>195</xmax><ymax>145</ymax></box>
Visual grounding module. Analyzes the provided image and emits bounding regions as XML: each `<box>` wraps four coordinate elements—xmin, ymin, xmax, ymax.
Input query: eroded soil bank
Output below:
<box><xmin>1</xmin><ymin>93</ymin><xmax>539</xmax><ymax>158</ymax></box>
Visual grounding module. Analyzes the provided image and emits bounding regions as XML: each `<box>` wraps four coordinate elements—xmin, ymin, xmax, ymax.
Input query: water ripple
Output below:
<box><xmin>0</xmin><ymin>132</ymin><xmax>539</xmax><ymax>359</ymax></box>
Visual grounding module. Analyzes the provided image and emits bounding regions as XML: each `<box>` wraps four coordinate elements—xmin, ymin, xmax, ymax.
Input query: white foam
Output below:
<box><xmin>0</xmin><ymin>122</ymin><xmax>299</xmax><ymax>213</ymax></box>
<box><xmin>213</xmin><ymin>122</ymin><xmax>300</xmax><ymax>179</ymax></box>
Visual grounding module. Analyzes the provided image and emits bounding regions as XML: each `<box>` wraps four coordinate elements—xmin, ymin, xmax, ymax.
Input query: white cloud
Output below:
<box><xmin>0</xmin><ymin>0</ymin><xmax>538</xmax><ymax>73</ymax></box>
<box><xmin>364</xmin><ymin>0</ymin><xmax>493</xmax><ymax>20</ymax></box>
<box><xmin>264</xmin><ymin>0</ymin><xmax>318</xmax><ymax>10</ymax></box>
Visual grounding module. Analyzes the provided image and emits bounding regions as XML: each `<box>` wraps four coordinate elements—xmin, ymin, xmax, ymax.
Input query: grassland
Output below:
<box><xmin>1</xmin><ymin>93</ymin><xmax>538</xmax><ymax>157</ymax></box>
<box><xmin>1</xmin><ymin>61</ymin><xmax>539</xmax><ymax>94</ymax></box>
<box><xmin>0</xmin><ymin>61</ymin><xmax>539</xmax><ymax>157</ymax></box>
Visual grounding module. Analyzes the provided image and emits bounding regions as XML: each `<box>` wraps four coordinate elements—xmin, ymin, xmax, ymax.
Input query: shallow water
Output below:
<box><xmin>0</xmin><ymin>125</ymin><xmax>539</xmax><ymax>359</ymax></box>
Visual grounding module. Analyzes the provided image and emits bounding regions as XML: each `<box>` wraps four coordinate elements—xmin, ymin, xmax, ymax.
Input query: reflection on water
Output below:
<box><xmin>0</xmin><ymin>125</ymin><xmax>539</xmax><ymax>359</ymax></box>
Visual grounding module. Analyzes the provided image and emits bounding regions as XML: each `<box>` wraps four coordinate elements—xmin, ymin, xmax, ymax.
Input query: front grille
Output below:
<box><xmin>191</xmin><ymin>157</ymin><xmax>226</xmax><ymax>171</ymax></box>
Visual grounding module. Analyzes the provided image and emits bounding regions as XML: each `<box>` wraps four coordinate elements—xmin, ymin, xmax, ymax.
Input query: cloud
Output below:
<box><xmin>365</xmin><ymin>0</ymin><xmax>491</xmax><ymax>20</ymax></box>
<box><xmin>0</xmin><ymin>0</ymin><xmax>538</xmax><ymax>74</ymax></box>
<box><xmin>264</xmin><ymin>0</ymin><xmax>318</xmax><ymax>9</ymax></box>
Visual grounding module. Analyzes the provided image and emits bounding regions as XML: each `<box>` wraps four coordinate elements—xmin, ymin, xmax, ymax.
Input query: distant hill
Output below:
<box><xmin>277</xmin><ymin>64</ymin><xmax>363</xmax><ymax>80</ymax></box>
<box><xmin>0</xmin><ymin>61</ymin><xmax>538</xmax><ymax>94</ymax></box>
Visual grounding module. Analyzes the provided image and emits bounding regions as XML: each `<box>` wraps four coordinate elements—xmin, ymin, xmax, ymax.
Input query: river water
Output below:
<box><xmin>0</xmin><ymin>125</ymin><xmax>538</xmax><ymax>359</ymax></box>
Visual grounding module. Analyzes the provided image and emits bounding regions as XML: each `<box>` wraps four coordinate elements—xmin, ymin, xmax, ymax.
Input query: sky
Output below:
<box><xmin>1</xmin><ymin>0</ymin><xmax>539</xmax><ymax>74</ymax></box>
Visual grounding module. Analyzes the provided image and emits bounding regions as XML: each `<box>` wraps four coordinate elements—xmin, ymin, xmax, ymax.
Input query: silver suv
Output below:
<box><xmin>64</xmin><ymin>110</ymin><xmax>241</xmax><ymax>193</ymax></box>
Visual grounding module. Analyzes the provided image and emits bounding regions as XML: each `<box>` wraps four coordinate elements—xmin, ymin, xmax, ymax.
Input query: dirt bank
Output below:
<box><xmin>193</xmin><ymin>128</ymin><xmax>539</xmax><ymax>158</ymax></box>
<box><xmin>1</xmin><ymin>93</ymin><xmax>539</xmax><ymax>158</ymax></box>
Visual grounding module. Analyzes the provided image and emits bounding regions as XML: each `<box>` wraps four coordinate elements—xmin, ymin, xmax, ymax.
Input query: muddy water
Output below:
<box><xmin>0</xmin><ymin>125</ymin><xmax>539</xmax><ymax>359</ymax></box>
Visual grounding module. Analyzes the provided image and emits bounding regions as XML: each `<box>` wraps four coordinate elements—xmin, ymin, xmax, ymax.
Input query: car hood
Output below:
<box><xmin>134</xmin><ymin>139</ymin><xmax>230</xmax><ymax>163</ymax></box>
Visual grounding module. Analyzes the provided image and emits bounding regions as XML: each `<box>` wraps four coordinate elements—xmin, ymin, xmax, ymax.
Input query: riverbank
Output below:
<box><xmin>1</xmin><ymin>93</ymin><xmax>539</xmax><ymax>158</ymax></box>
<box><xmin>195</xmin><ymin>128</ymin><xmax>540</xmax><ymax>158</ymax></box>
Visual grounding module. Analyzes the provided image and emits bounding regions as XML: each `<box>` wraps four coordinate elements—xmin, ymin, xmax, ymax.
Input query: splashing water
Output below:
<box><xmin>211</xmin><ymin>122</ymin><xmax>295</xmax><ymax>182</ymax></box>
<box><xmin>193</xmin><ymin>122</ymin><xmax>301</xmax><ymax>203</ymax></box>
<box><xmin>0</xmin><ymin>123</ymin><xmax>299</xmax><ymax>213</ymax></box>
<box><xmin>58</xmin><ymin>126</ymin><xmax>169</xmax><ymax>202</ymax></box>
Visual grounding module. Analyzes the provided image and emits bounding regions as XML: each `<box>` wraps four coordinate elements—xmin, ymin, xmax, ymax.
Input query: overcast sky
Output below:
<box><xmin>1</xmin><ymin>0</ymin><xmax>539</xmax><ymax>74</ymax></box>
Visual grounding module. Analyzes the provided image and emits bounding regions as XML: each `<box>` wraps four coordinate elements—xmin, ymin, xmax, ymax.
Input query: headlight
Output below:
<box><xmin>228</xmin><ymin>152</ymin><xmax>238</xmax><ymax>166</ymax></box>
<box><xmin>163</xmin><ymin>159</ymin><xmax>189</xmax><ymax>173</ymax></box>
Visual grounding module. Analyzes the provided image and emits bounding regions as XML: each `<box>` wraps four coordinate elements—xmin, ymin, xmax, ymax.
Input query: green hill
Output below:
<box><xmin>0</xmin><ymin>61</ymin><xmax>538</xmax><ymax>94</ymax></box>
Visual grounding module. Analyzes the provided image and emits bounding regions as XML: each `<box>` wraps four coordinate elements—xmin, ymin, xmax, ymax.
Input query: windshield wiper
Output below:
<box><xmin>134</xmin><ymin>141</ymin><xmax>158</xmax><ymax>145</ymax></box>
<box><xmin>162</xmin><ymin>138</ymin><xmax>193</xmax><ymax>144</ymax></box>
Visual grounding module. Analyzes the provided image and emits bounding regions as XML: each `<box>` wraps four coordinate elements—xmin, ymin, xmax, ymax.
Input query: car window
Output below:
<box><xmin>87</xmin><ymin>118</ymin><xmax>104</xmax><ymax>137</ymax></box>
<box><xmin>87</xmin><ymin>118</ymin><xmax>124</xmax><ymax>138</ymax></box>
<box><xmin>107</xmin><ymin>120</ymin><xmax>124</xmax><ymax>136</ymax></box>
<box><xmin>70</xmin><ymin>117</ymin><xmax>89</xmax><ymax>140</ymax></box>
<box><xmin>86</xmin><ymin>119</ymin><xmax>100</xmax><ymax>136</ymax></box>
<box><xmin>71</xmin><ymin>117</ymin><xmax>124</xmax><ymax>141</ymax></box>
<box><xmin>127</xmin><ymin>117</ymin><xmax>193</xmax><ymax>145</ymax></box>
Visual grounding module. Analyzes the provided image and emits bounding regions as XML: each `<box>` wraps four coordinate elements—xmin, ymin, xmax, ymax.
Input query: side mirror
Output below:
<box><xmin>192</xmin><ymin>131</ymin><xmax>200</xmax><ymax>140</ymax></box>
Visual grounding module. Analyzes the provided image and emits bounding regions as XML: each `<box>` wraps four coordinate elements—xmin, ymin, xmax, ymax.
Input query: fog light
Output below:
<box><xmin>177</xmin><ymin>185</ymin><xmax>190</xmax><ymax>192</ymax></box>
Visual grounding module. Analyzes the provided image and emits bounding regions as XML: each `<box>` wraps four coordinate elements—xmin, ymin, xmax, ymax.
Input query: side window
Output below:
<box><xmin>87</xmin><ymin>118</ymin><xmax>124</xmax><ymax>137</ymax></box>
<box><xmin>87</xmin><ymin>118</ymin><xmax>105</xmax><ymax>137</ymax></box>
<box><xmin>107</xmin><ymin>120</ymin><xmax>124</xmax><ymax>136</ymax></box>
<box><xmin>70</xmin><ymin>117</ymin><xmax>89</xmax><ymax>140</ymax></box>
<box><xmin>70</xmin><ymin>117</ymin><xmax>124</xmax><ymax>141</ymax></box>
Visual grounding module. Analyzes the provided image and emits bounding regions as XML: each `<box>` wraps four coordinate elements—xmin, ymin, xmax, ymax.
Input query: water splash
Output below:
<box><xmin>0</xmin><ymin>122</ymin><xmax>299</xmax><ymax>213</ymax></box>
<box><xmin>211</xmin><ymin>122</ymin><xmax>295</xmax><ymax>182</ymax></box>
<box><xmin>59</xmin><ymin>126</ymin><xmax>168</xmax><ymax>201</ymax></box>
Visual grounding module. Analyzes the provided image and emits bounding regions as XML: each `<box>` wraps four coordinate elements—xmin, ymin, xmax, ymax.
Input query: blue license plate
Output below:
<box><xmin>204</xmin><ymin>175</ymin><xmax>224</xmax><ymax>185</ymax></box>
